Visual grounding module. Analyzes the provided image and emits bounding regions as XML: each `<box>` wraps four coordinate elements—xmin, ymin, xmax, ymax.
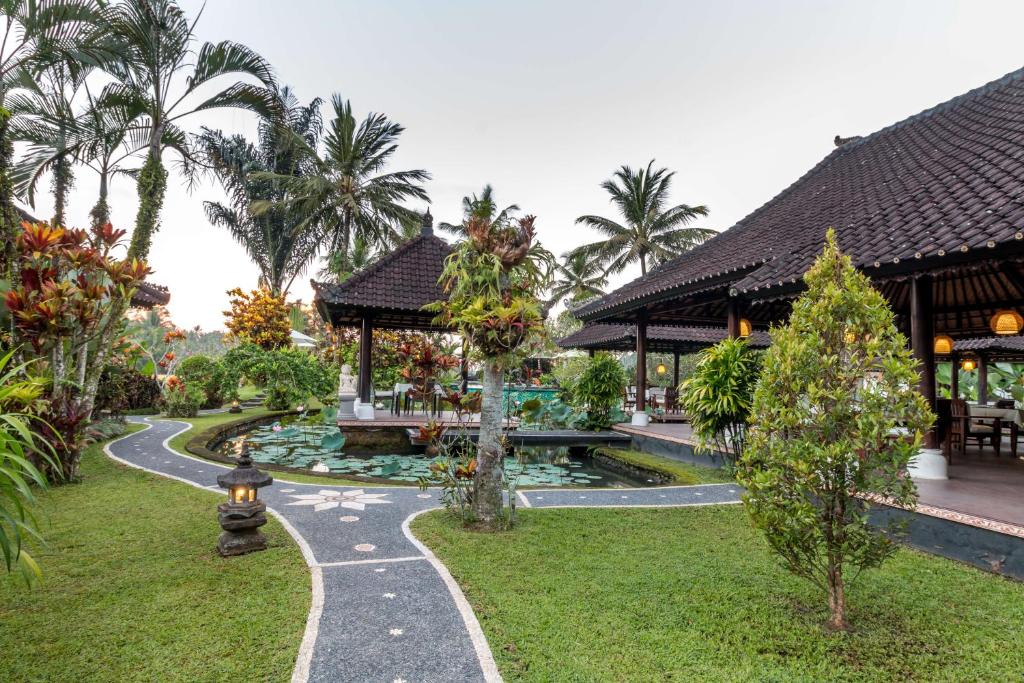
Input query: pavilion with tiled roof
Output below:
<box><xmin>558</xmin><ymin>323</ymin><xmax>770</xmax><ymax>386</ymax></box>
<box><xmin>576</xmin><ymin>65</ymin><xmax>1024</xmax><ymax>460</ymax></box>
<box><xmin>312</xmin><ymin>210</ymin><xmax>454</xmax><ymax>403</ymax></box>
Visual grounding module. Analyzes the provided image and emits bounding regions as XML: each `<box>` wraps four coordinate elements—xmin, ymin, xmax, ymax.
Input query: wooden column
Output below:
<box><xmin>978</xmin><ymin>353</ymin><xmax>989</xmax><ymax>405</ymax></box>
<box><xmin>358</xmin><ymin>316</ymin><xmax>373</xmax><ymax>404</ymax></box>
<box><xmin>909</xmin><ymin>276</ymin><xmax>937</xmax><ymax>448</ymax></box>
<box><xmin>588</xmin><ymin>348</ymin><xmax>595</xmax><ymax>358</ymax></box>
<box><xmin>950</xmin><ymin>352</ymin><xmax>959</xmax><ymax>400</ymax></box>
<box><xmin>672</xmin><ymin>350</ymin><xmax>681</xmax><ymax>388</ymax></box>
<box><xmin>727</xmin><ymin>299</ymin><xmax>741</xmax><ymax>338</ymax></box>
<box><xmin>636</xmin><ymin>310</ymin><xmax>648</xmax><ymax>411</ymax></box>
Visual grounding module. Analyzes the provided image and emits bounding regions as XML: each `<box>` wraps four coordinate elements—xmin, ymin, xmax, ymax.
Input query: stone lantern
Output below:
<box><xmin>216</xmin><ymin>442</ymin><xmax>273</xmax><ymax>556</ymax></box>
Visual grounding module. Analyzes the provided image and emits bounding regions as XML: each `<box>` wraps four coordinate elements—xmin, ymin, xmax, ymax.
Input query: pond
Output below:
<box><xmin>215</xmin><ymin>421</ymin><xmax>653</xmax><ymax>488</ymax></box>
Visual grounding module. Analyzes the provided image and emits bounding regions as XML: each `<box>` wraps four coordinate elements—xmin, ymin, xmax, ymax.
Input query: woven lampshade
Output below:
<box><xmin>738</xmin><ymin>318</ymin><xmax>752</xmax><ymax>338</ymax></box>
<box><xmin>990</xmin><ymin>309</ymin><xmax>1024</xmax><ymax>336</ymax></box>
<box><xmin>961</xmin><ymin>357</ymin><xmax>977</xmax><ymax>372</ymax></box>
<box><xmin>933</xmin><ymin>335</ymin><xmax>954</xmax><ymax>354</ymax></box>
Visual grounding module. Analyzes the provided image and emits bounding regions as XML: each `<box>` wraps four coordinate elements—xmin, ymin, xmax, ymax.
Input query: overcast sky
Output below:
<box><xmin>26</xmin><ymin>0</ymin><xmax>1024</xmax><ymax>330</ymax></box>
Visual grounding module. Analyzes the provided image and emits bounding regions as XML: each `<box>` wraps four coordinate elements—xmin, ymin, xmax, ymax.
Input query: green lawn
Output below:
<box><xmin>413</xmin><ymin>506</ymin><xmax>1024</xmax><ymax>683</ymax></box>
<box><xmin>0</xmin><ymin>428</ymin><xmax>310</xmax><ymax>682</ymax></box>
<box><xmin>592</xmin><ymin>447</ymin><xmax>734</xmax><ymax>484</ymax></box>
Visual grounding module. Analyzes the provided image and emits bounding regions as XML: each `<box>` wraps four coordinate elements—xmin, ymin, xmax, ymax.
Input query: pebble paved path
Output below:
<box><xmin>106</xmin><ymin>417</ymin><xmax>742</xmax><ymax>683</ymax></box>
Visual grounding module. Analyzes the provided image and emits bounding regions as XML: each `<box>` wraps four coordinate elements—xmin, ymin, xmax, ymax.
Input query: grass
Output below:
<box><xmin>591</xmin><ymin>447</ymin><xmax>735</xmax><ymax>484</ymax></box>
<box><xmin>413</xmin><ymin>506</ymin><xmax>1024</xmax><ymax>682</ymax></box>
<box><xmin>0</xmin><ymin>427</ymin><xmax>310</xmax><ymax>682</ymax></box>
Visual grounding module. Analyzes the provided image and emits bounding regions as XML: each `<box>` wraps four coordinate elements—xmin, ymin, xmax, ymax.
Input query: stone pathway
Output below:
<box><xmin>106</xmin><ymin>417</ymin><xmax>742</xmax><ymax>683</ymax></box>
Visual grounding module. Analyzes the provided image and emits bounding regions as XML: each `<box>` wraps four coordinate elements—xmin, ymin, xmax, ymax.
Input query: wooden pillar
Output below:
<box><xmin>950</xmin><ymin>352</ymin><xmax>959</xmax><ymax>400</ymax></box>
<box><xmin>588</xmin><ymin>348</ymin><xmax>595</xmax><ymax>358</ymax></box>
<box><xmin>977</xmin><ymin>355</ymin><xmax>987</xmax><ymax>404</ymax></box>
<box><xmin>460</xmin><ymin>338</ymin><xmax>469</xmax><ymax>394</ymax></box>
<box><xmin>358</xmin><ymin>316</ymin><xmax>373</xmax><ymax>404</ymax></box>
<box><xmin>672</xmin><ymin>350</ymin><xmax>680</xmax><ymax>388</ymax></box>
<box><xmin>909</xmin><ymin>276</ymin><xmax>937</xmax><ymax>448</ymax></box>
<box><xmin>636</xmin><ymin>310</ymin><xmax>648</xmax><ymax>411</ymax></box>
<box><xmin>727</xmin><ymin>299</ymin><xmax>741</xmax><ymax>339</ymax></box>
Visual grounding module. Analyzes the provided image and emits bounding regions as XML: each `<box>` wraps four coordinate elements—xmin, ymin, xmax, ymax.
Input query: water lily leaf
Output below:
<box><xmin>320</xmin><ymin>432</ymin><xmax>346</xmax><ymax>451</ymax></box>
<box><xmin>278</xmin><ymin>427</ymin><xmax>301</xmax><ymax>438</ymax></box>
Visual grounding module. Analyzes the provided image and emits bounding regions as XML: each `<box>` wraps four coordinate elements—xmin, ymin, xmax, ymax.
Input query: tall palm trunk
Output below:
<box><xmin>0</xmin><ymin>102</ymin><xmax>20</xmax><ymax>278</ymax></box>
<box><xmin>51</xmin><ymin>155</ymin><xmax>73</xmax><ymax>227</ymax></box>
<box><xmin>128</xmin><ymin>149</ymin><xmax>167</xmax><ymax>261</ymax></box>
<box><xmin>473</xmin><ymin>359</ymin><xmax>505</xmax><ymax>526</ymax></box>
<box><xmin>90</xmin><ymin>170</ymin><xmax>110</xmax><ymax>228</ymax></box>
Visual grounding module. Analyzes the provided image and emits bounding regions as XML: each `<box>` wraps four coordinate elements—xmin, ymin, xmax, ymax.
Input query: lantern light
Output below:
<box><xmin>229</xmin><ymin>398</ymin><xmax>242</xmax><ymax>414</ymax></box>
<box><xmin>961</xmin><ymin>357</ymin><xmax>977</xmax><ymax>372</ymax></box>
<box><xmin>656</xmin><ymin>362</ymin><xmax>667</xmax><ymax>376</ymax></box>
<box><xmin>933</xmin><ymin>335</ymin><xmax>954</xmax><ymax>355</ymax></box>
<box><xmin>990</xmin><ymin>309</ymin><xmax>1024</xmax><ymax>336</ymax></box>
<box><xmin>216</xmin><ymin>443</ymin><xmax>273</xmax><ymax>556</ymax></box>
<box><xmin>738</xmin><ymin>318</ymin><xmax>752</xmax><ymax>338</ymax></box>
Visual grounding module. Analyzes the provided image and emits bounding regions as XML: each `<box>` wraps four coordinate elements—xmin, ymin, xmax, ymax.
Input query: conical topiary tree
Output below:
<box><xmin>737</xmin><ymin>230</ymin><xmax>933</xmax><ymax>630</ymax></box>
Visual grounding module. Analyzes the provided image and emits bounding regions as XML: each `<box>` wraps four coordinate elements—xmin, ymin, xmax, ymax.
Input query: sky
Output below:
<box><xmin>26</xmin><ymin>0</ymin><xmax>1024</xmax><ymax>331</ymax></box>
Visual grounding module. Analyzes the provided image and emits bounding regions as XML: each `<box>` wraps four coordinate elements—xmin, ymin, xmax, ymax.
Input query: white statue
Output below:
<box><xmin>338</xmin><ymin>364</ymin><xmax>357</xmax><ymax>395</ymax></box>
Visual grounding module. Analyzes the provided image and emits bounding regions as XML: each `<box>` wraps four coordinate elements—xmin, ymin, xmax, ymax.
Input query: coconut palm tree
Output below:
<box><xmin>571</xmin><ymin>161</ymin><xmax>715</xmax><ymax>276</ymax></box>
<box><xmin>0</xmin><ymin>0</ymin><xmax>99</xmax><ymax>273</ymax></box>
<box><xmin>95</xmin><ymin>0</ymin><xmax>278</xmax><ymax>261</ymax></box>
<box><xmin>254</xmin><ymin>94</ymin><xmax>430</xmax><ymax>275</ymax></box>
<box><xmin>549</xmin><ymin>251</ymin><xmax>608</xmax><ymax>307</ymax></box>
<box><xmin>198</xmin><ymin>86</ymin><xmax>324</xmax><ymax>295</ymax></box>
<box><xmin>438</xmin><ymin>184</ymin><xmax>518</xmax><ymax>238</ymax></box>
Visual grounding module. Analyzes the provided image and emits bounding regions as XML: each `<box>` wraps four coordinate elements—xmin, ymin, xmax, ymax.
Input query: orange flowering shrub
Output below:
<box><xmin>223</xmin><ymin>287</ymin><xmax>291</xmax><ymax>350</ymax></box>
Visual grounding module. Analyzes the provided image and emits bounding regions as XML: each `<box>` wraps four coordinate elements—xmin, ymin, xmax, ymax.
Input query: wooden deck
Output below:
<box><xmin>337</xmin><ymin>409</ymin><xmax>518</xmax><ymax>429</ymax></box>
<box><xmin>613</xmin><ymin>421</ymin><xmax>1024</xmax><ymax>537</ymax></box>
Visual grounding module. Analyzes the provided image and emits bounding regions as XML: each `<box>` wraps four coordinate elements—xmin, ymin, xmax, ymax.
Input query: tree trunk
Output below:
<box><xmin>127</xmin><ymin>152</ymin><xmax>167</xmax><ymax>261</ymax></box>
<box><xmin>826</xmin><ymin>561</ymin><xmax>847</xmax><ymax>630</ymax></box>
<box><xmin>0</xmin><ymin>103</ymin><xmax>21</xmax><ymax>281</ymax></box>
<box><xmin>51</xmin><ymin>155</ymin><xmax>73</xmax><ymax>227</ymax></box>
<box><xmin>473</xmin><ymin>359</ymin><xmax>505</xmax><ymax>527</ymax></box>
<box><xmin>90</xmin><ymin>171</ymin><xmax>110</xmax><ymax>228</ymax></box>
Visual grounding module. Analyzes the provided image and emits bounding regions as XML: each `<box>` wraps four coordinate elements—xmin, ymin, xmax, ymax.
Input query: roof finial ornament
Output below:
<box><xmin>421</xmin><ymin>208</ymin><xmax>433</xmax><ymax>235</ymax></box>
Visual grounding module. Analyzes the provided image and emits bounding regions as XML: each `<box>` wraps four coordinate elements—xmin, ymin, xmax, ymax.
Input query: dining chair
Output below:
<box><xmin>949</xmin><ymin>399</ymin><xmax>1001</xmax><ymax>458</ymax></box>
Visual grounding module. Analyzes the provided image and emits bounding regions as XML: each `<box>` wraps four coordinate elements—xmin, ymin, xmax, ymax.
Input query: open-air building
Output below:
<box><xmin>574</xmin><ymin>67</ymin><xmax>1024</xmax><ymax>575</ymax></box>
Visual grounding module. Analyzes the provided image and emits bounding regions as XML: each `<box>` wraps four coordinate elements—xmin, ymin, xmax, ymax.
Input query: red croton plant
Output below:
<box><xmin>5</xmin><ymin>222</ymin><xmax>150</xmax><ymax>481</ymax></box>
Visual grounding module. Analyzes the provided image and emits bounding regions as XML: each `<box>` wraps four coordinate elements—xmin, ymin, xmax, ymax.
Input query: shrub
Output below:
<box><xmin>94</xmin><ymin>365</ymin><xmax>162</xmax><ymax>415</ymax></box>
<box><xmin>572</xmin><ymin>353</ymin><xmax>628</xmax><ymax>430</ymax></box>
<box><xmin>679</xmin><ymin>337</ymin><xmax>761</xmax><ymax>466</ymax></box>
<box><xmin>737</xmin><ymin>231</ymin><xmax>933</xmax><ymax>630</ymax></box>
<box><xmin>163</xmin><ymin>377</ymin><xmax>205</xmax><ymax>418</ymax></box>
<box><xmin>223</xmin><ymin>343</ymin><xmax>336</xmax><ymax>410</ymax></box>
<box><xmin>223</xmin><ymin>288</ymin><xmax>292</xmax><ymax>350</ymax></box>
<box><xmin>176</xmin><ymin>355</ymin><xmax>230</xmax><ymax>409</ymax></box>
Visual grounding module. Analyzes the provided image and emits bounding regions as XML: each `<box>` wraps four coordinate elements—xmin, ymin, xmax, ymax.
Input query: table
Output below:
<box><xmin>968</xmin><ymin>403</ymin><xmax>1022</xmax><ymax>454</ymax></box>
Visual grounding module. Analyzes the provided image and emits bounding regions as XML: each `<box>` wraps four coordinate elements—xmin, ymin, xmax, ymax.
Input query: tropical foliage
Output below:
<box><xmin>198</xmin><ymin>86</ymin><xmax>324</xmax><ymax>295</ymax></box>
<box><xmin>738</xmin><ymin>231</ymin><xmax>933</xmax><ymax>630</ymax></box>
<box><xmin>570</xmin><ymin>353</ymin><xmax>628</xmax><ymax>430</ymax></box>
<box><xmin>175</xmin><ymin>354</ymin><xmax>231</xmax><ymax>409</ymax></box>
<box><xmin>438</xmin><ymin>184</ymin><xmax>518</xmax><ymax>239</ymax></box>
<box><xmin>431</xmin><ymin>207</ymin><xmax>553</xmax><ymax>528</ymax></box>
<box><xmin>223</xmin><ymin>287</ymin><xmax>292</xmax><ymax>350</ymax></box>
<box><xmin>548</xmin><ymin>251</ymin><xmax>607</xmax><ymax>307</ymax></box>
<box><xmin>571</xmin><ymin>160</ymin><xmax>715</xmax><ymax>276</ymax></box>
<box><xmin>679</xmin><ymin>336</ymin><xmax>761</xmax><ymax>465</ymax></box>
<box><xmin>253</xmin><ymin>94</ymin><xmax>429</xmax><ymax>279</ymax></box>
<box><xmin>4</xmin><ymin>221</ymin><xmax>149</xmax><ymax>480</ymax></box>
<box><xmin>222</xmin><ymin>343</ymin><xmax>335</xmax><ymax>411</ymax></box>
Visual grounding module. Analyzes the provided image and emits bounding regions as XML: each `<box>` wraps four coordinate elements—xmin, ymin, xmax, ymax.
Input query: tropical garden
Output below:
<box><xmin>0</xmin><ymin>1</ymin><xmax>1021</xmax><ymax>682</ymax></box>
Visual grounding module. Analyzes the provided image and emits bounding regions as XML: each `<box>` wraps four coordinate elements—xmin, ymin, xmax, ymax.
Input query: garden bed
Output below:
<box><xmin>589</xmin><ymin>447</ymin><xmax>734</xmax><ymax>485</ymax></box>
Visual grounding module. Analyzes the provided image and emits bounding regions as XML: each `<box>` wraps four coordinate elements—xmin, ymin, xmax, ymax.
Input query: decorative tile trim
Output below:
<box><xmin>863</xmin><ymin>493</ymin><xmax>1024</xmax><ymax>539</ymax></box>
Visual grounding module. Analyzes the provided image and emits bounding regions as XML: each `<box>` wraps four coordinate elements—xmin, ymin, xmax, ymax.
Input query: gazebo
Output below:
<box><xmin>939</xmin><ymin>335</ymin><xmax>1024</xmax><ymax>405</ymax></box>
<box><xmin>312</xmin><ymin>210</ymin><xmax>455</xmax><ymax>408</ymax></box>
<box><xmin>575</xmin><ymin>65</ymin><xmax>1024</xmax><ymax>471</ymax></box>
<box><xmin>557</xmin><ymin>323</ymin><xmax>769</xmax><ymax>386</ymax></box>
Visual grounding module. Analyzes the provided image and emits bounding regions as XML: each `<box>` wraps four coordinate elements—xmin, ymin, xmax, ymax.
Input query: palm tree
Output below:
<box><xmin>549</xmin><ymin>251</ymin><xmax>608</xmax><ymax>307</ymax></box>
<box><xmin>0</xmin><ymin>0</ymin><xmax>98</xmax><ymax>272</ymax></box>
<box><xmin>9</xmin><ymin>58</ymin><xmax>86</xmax><ymax>226</ymax></box>
<box><xmin>571</xmin><ymin>161</ymin><xmax>715</xmax><ymax>276</ymax></box>
<box><xmin>255</xmin><ymin>95</ymin><xmax>429</xmax><ymax>274</ymax></box>
<box><xmin>198</xmin><ymin>86</ymin><xmax>324</xmax><ymax>295</ymax></box>
<box><xmin>95</xmin><ymin>0</ymin><xmax>278</xmax><ymax>261</ymax></box>
<box><xmin>438</xmin><ymin>184</ymin><xmax>518</xmax><ymax>238</ymax></box>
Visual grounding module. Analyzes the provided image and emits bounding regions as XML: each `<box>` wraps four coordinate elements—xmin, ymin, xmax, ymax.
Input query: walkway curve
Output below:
<box><xmin>104</xmin><ymin>417</ymin><xmax>742</xmax><ymax>683</ymax></box>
